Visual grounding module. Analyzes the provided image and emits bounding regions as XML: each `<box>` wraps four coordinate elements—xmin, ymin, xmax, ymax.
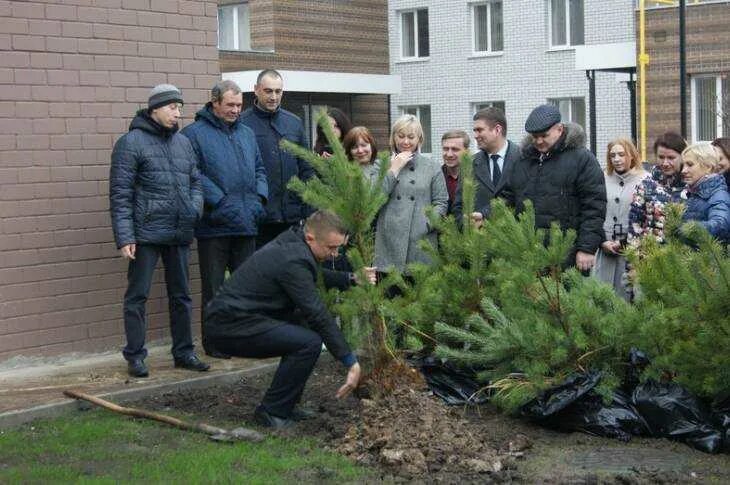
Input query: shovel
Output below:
<box><xmin>64</xmin><ymin>389</ymin><xmax>264</xmax><ymax>443</ymax></box>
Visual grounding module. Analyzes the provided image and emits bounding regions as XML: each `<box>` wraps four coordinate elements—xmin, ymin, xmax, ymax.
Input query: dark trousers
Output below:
<box><xmin>256</xmin><ymin>222</ymin><xmax>298</xmax><ymax>250</ymax></box>
<box><xmin>122</xmin><ymin>244</ymin><xmax>193</xmax><ymax>362</ymax></box>
<box><xmin>197</xmin><ymin>236</ymin><xmax>256</xmax><ymax>345</ymax></box>
<box><xmin>209</xmin><ymin>324</ymin><xmax>323</xmax><ymax>418</ymax></box>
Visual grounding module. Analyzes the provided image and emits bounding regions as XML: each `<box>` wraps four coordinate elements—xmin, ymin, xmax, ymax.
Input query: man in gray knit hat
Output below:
<box><xmin>502</xmin><ymin>104</ymin><xmax>606</xmax><ymax>271</ymax></box>
<box><xmin>109</xmin><ymin>84</ymin><xmax>210</xmax><ymax>377</ymax></box>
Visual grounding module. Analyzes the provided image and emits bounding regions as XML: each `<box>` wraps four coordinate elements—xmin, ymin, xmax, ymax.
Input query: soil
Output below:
<box><xmin>132</xmin><ymin>358</ymin><xmax>730</xmax><ymax>483</ymax></box>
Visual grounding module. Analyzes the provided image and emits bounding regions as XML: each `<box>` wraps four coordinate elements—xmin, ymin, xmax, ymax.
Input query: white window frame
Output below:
<box><xmin>548</xmin><ymin>0</ymin><xmax>584</xmax><ymax>49</ymax></box>
<box><xmin>547</xmin><ymin>97</ymin><xmax>586</xmax><ymax>130</ymax></box>
<box><xmin>399</xmin><ymin>105</ymin><xmax>432</xmax><ymax>155</ymax></box>
<box><xmin>217</xmin><ymin>2</ymin><xmax>251</xmax><ymax>51</ymax></box>
<box><xmin>470</xmin><ymin>1</ymin><xmax>503</xmax><ymax>56</ymax></box>
<box><xmin>691</xmin><ymin>74</ymin><xmax>728</xmax><ymax>142</ymax></box>
<box><xmin>399</xmin><ymin>8</ymin><xmax>430</xmax><ymax>61</ymax></box>
<box><xmin>472</xmin><ymin>101</ymin><xmax>506</xmax><ymax>115</ymax></box>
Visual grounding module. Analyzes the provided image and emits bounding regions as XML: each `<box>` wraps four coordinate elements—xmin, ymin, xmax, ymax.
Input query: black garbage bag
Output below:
<box><xmin>633</xmin><ymin>380</ymin><xmax>723</xmax><ymax>454</ymax></box>
<box><xmin>410</xmin><ymin>356</ymin><xmax>488</xmax><ymax>405</ymax></box>
<box><xmin>521</xmin><ymin>371</ymin><xmax>649</xmax><ymax>441</ymax></box>
<box><xmin>521</xmin><ymin>371</ymin><xmax>602</xmax><ymax>418</ymax></box>
<box><xmin>712</xmin><ymin>395</ymin><xmax>730</xmax><ymax>452</ymax></box>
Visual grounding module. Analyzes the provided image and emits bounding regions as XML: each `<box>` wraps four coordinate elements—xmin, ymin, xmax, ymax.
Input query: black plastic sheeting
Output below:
<box><xmin>415</xmin><ymin>350</ymin><xmax>729</xmax><ymax>453</ymax></box>
<box><xmin>410</xmin><ymin>356</ymin><xmax>489</xmax><ymax>406</ymax></box>
<box><xmin>520</xmin><ymin>350</ymin><xmax>729</xmax><ymax>454</ymax></box>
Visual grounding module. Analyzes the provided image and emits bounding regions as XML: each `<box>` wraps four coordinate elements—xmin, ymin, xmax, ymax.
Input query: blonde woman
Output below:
<box><xmin>374</xmin><ymin>115</ymin><xmax>448</xmax><ymax>272</ymax></box>
<box><xmin>592</xmin><ymin>139</ymin><xmax>648</xmax><ymax>298</ymax></box>
<box><xmin>680</xmin><ymin>143</ymin><xmax>730</xmax><ymax>243</ymax></box>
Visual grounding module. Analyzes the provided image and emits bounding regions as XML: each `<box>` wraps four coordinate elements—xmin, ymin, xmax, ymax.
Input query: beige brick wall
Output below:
<box><xmin>0</xmin><ymin>0</ymin><xmax>220</xmax><ymax>362</ymax></box>
<box><xmin>641</xmin><ymin>3</ymin><xmax>730</xmax><ymax>147</ymax></box>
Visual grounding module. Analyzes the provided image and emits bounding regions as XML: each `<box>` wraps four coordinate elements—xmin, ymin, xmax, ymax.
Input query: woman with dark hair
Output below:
<box><xmin>592</xmin><ymin>138</ymin><xmax>648</xmax><ymax>299</ymax></box>
<box><xmin>313</xmin><ymin>108</ymin><xmax>353</xmax><ymax>157</ymax></box>
<box><xmin>343</xmin><ymin>126</ymin><xmax>378</xmax><ymax>165</ymax></box>
<box><xmin>711</xmin><ymin>137</ymin><xmax>730</xmax><ymax>188</ymax></box>
<box><xmin>628</xmin><ymin>131</ymin><xmax>688</xmax><ymax>246</ymax></box>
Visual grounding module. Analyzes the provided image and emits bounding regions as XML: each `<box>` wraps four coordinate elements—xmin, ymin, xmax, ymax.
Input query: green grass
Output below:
<box><xmin>0</xmin><ymin>410</ymin><xmax>371</xmax><ymax>484</ymax></box>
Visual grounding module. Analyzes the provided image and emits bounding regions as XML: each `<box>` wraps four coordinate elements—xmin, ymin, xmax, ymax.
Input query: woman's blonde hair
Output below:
<box><xmin>389</xmin><ymin>114</ymin><xmax>423</xmax><ymax>152</ymax></box>
<box><xmin>682</xmin><ymin>142</ymin><xmax>719</xmax><ymax>171</ymax></box>
<box><xmin>605</xmin><ymin>138</ymin><xmax>641</xmax><ymax>175</ymax></box>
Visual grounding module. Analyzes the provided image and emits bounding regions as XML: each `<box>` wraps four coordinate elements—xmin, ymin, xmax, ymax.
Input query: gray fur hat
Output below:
<box><xmin>148</xmin><ymin>84</ymin><xmax>183</xmax><ymax>111</ymax></box>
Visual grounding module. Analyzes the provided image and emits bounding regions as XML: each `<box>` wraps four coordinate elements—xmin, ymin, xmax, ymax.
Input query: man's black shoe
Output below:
<box><xmin>127</xmin><ymin>359</ymin><xmax>148</xmax><ymax>378</ymax></box>
<box><xmin>290</xmin><ymin>406</ymin><xmax>317</xmax><ymax>421</ymax></box>
<box><xmin>254</xmin><ymin>406</ymin><xmax>293</xmax><ymax>429</ymax></box>
<box><xmin>173</xmin><ymin>354</ymin><xmax>210</xmax><ymax>372</ymax></box>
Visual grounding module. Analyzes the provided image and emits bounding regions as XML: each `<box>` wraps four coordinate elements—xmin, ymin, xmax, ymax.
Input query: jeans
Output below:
<box><xmin>209</xmin><ymin>324</ymin><xmax>323</xmax><ymax>418</ymax></box>
<box><xmin>197</xmin><ymin>236</ymin><xmax>256</xmax><ymax>345</ymax></box>
<box><xmin>122</xmin><ymin>244</ymin><xmax>194</xmax><ymax>362</ymax></box>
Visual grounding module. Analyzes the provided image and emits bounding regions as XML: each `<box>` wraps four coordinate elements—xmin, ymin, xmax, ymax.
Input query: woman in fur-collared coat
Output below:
<box><xmin>373</xmin><ymin>115</ymin><xmax>449</xmax><ymax>273</ymax></box>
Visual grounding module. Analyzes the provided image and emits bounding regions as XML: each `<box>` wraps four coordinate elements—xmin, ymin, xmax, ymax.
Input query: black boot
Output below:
<box><xmin>127</xmin><ymin>359</ymin><xmax>149</xmax><ymax>378</ymax></box>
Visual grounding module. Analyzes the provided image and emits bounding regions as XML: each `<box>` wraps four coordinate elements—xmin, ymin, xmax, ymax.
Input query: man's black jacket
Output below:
<box><xmin>203</xmin><ymin>227</ymin><xmax>354</xmax><ymax>364</ymax></box>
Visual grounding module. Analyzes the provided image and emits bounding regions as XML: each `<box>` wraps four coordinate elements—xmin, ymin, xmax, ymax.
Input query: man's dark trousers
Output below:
<box><xmin>197</xmin><ymin>236</ymin><xmax>256</xmax><ymax>347</ymax></box>
<box><xmin>209</xmin><ymin>323</ymin><xmax>323</xmax><ymax>417</ymax></box>
<box><xmin>122</xmin><ymin>244</ymin><xmax>194</xmax><ymax>362</ymax></box>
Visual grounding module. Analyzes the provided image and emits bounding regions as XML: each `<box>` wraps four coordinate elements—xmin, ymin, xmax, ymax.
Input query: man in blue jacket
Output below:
<box><xmin>240</xmin><ymin>69</ymin><xmax>313</xmax><ymax>248</ymax></box>
<box><xmin>181</xmin><ymin>80</ymin><xmax>268</xmax><ymax>359</ymax></box>
<box><xmin>110</xmin><ymin>84</ymin><xmax>210</xmax><ymax>377</ymax></box>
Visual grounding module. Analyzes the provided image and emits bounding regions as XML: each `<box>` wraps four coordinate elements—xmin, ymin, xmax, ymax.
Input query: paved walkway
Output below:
<box><xmin>0</xmin><ymin>341</ymin><xmax>275</xmax><ymax>427</ymax></box>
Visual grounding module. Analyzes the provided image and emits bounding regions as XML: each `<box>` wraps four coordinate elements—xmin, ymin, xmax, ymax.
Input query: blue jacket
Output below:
<box><xmin>110</xmin><ymin>110</ymin><xmax>203</xmax><ymax>248</ymax></box>
<box><xmin>683</xmin><ymin>174</ymin><xmax>730</xmax><ymax>243</ymax></box>
<box><xmin>181</xmin><ymin>104</ymin><xmax>268</xmax><ymax>238</ymax></box>
<box><xmin>239</xmin><ymin>102</ymin><xmax>313</xmax><ymax>224</ymax></box>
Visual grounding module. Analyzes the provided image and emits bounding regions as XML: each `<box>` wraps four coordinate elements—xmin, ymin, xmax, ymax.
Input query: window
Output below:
<box><xmin>472</xmin><ymin>101</ymin><xmax>506</xmax><ymax>115</ymax></box>
<box><xmin>400</xmin><ymin>105</ymin><xmax>432</xmax><ymax>154</ymax></box>
<box><xmin>472</xmin><ymin>2</ymin><xmax>503</xmax><ymax>54</ymax></box>
<box><xmin>400</xmin><ymin>8</ymin><xmax>429</xmax><ymax>59</ymax></box>
<box><xmin>218</xmin><ymin>3</ymin><xmax>251</xmax><ymax>51</ymax></box>
<box><xmin>692</xmin><ymin>74</ymin><xmax>729</xmax><ymax>141</ymax></box>
<box><xmin>550</xmin><ymin>0</ymin><xmax>584</xmax><ymax>47</ymax></box>
<box><xmin>547</xmin><ymin>97</ymin><xmax>586</xmax><ymax>130</ymax></box>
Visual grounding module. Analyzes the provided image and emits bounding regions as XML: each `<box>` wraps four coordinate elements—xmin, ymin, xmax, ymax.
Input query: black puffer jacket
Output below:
<box><xmin>505</xmin><ymin>123</ymin><xmax>607</xmax><ymax>255</ymax></box>
<box><xmin>109</xmin><ymin>110</ymin><xmax>203</xmax><ymax>248</ymax></box>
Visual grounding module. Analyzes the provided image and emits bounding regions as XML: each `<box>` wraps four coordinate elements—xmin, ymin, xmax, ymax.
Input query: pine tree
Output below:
<box><xmin>630</xmin><ymin>206</ymin><xmax>730</xmax><ymax>398</ymax></box>
<box><xmin>280</xmin><ymin>110</ymin><xmax>406</xmax><ymax>373</ymax></box>
<box><xmin>432</xmin><ymin>199</ymin><xmax>647</xmax><ymax>412</ymax></box>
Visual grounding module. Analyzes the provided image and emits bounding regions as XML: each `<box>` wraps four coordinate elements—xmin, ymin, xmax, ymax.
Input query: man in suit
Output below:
<box><xmin>452</xmin><ymin>106</ymin><xmax>519</xmax><ymax>227</ymax></box>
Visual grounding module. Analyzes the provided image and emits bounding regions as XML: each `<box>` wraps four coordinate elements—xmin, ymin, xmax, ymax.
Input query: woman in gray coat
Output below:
<box><xmin>374</xmin><ymin>115</ymin><xmax>449</xmax><ymax>273</ymax></box>
<box><xmin>591</xmin><ymin>138</ymin><xmax>648</xmax><ymax>299</ymax></box>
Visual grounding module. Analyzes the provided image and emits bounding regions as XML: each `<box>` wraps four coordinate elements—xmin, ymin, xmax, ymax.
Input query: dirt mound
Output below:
<box><xmin>336</xmin><ymin>387</ymin><xmax>520</xmax><ymax>482</ymax></box>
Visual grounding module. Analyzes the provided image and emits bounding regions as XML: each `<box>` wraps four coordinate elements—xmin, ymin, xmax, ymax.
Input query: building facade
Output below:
<box><xmin>388</xmin><ymin>0</ymin><xmax>636</xmax><ymax>160</ymax></box>
<box><xmin>0</xmin><ymin>0</ymin><xmax>219</xmax><ymax>362</ymax></box>
<box><xmin>641</xmin><ymin>0</ymin><xmax>730</xmax><ymax>145</ymax></box>
<box><xmin>217</xmin><ymin>0</ymin><xmax>396</xmax><ymax>148</ymax></box>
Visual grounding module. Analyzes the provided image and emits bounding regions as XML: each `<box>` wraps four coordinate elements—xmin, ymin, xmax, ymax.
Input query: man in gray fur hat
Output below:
<box><xmin>109</xmin><ymin>84</ymin><xmax>210</xmax><ymax>377</ymax></box>
<box><xmin>502</xmin><ymin>104</ymin><xmax>607</xmax><ymax>271</ymax></box>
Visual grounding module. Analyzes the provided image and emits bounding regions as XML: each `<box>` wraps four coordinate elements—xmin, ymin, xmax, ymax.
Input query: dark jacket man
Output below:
<box><xmin>505</xmin><ymin>120</ymin><xmax>606</xmax><ymax>266</ymax></box>
<box><xmin>240</xmin><ymin>103</ymin><xmax>311</xmax><ymax>222</ymax></box>
<box><xmin>110</xmin><ymin>113</ymin><xmax>202</xmax><ymax>247</ymax></box>
<box><xmin>204</xmin><ymin>212</ymin><xmax>361</xmax><ymax>428</ymax></box>
<box><xmin>181</xmin><ymin>104</ymin><xmax>268</xmax><ymax>239</ymax></box>
<box><xmin>452</xmin><ymin>140</ymin><xmax>520</xmax><ymax>223</ymax></box>
<box><xmin>181</xmin><ymin>81</ymin><xmax>270</xmax><ymax>358</ymax></box>
<box><xmin>109</xmin><ymin>84</ymin><xmax>208</xmax><ymax>377</ymax></box>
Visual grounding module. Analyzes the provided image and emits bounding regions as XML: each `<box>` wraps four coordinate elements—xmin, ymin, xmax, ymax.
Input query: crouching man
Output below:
<box><xmin>204</xmin><ymin>210</ymin><xmax>374</xmax><ymax>428</ymax></box>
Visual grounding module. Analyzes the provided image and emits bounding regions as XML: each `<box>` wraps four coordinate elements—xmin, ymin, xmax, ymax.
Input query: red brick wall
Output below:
<box><xmin>0</xmin><ymin>0</ymin><xmax>220</xmax><ymax>362</ymax></box>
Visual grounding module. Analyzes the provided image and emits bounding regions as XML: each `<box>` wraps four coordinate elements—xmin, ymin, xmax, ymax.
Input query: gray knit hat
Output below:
<box><xmin>148</xmin><ymin>84</ymin><xmax>183</xmax><ymax>111</ymax></box>
<box><xmin>524</xmin><ymin>104</ymin><xmax>561</xmax><ymax>134</ymax></box>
